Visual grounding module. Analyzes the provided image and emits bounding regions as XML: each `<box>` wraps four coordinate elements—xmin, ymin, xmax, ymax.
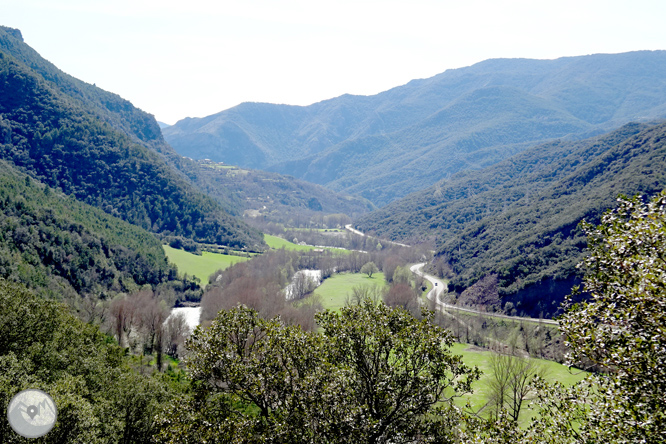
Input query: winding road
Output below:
<box><xmin>344</xmin><ymin>224</ymin><xmax>411</xmax><ymax>248</ymax></box>
<box><xmin>410</xmin><ymin>263</ymin><xmax>557</xmax><ymax>326</ymax></box>
<box><xmin>343</xmin><ymin>225</ymin><xmax>556</xmax><ymax>326</ymax></box>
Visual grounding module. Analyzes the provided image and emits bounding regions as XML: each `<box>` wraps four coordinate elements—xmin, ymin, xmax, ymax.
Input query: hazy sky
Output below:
<box><xmin>3</xmin><ymin>0</ymin><xmax>666</xmax><ymax>124</ymax></box>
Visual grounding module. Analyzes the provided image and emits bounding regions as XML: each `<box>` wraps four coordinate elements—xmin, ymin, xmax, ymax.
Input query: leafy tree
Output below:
<box><xmin>392</xmin><ymin>266</ymin><xmax>412</xmax><ymax>285</ymax></box>
<box><xmin>0</xmin><ymin>280</ymin><xmax>174</xmax><ymax>443</ymax></box>
<box><xmin>317</xmin><ymin>300</ymin><xmax>479</xmax><ymax>443</ymax></box>
<box><xmin>556</xmin><ymin>191</ymin><xmax>666</xmax><ymax>442</ymax></box>
<box><xmin>170</xmin><ymin>301</ymin><xmax>479</xmax><ymax>443</ymax></box>
<box><xmin>360</xmin><ymin>261</ymin><xmax>379</xmax><ymax>278</ymax></box>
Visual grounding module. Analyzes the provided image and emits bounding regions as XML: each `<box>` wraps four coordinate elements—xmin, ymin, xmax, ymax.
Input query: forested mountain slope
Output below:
<box><xmin>357</xmin><ymin>122</ymin><xmax>666</xmax><ymax>317</ymax></box>
<box><xmin>0</xmin><ymin>26</ymin><xmax>369</xmax><ymax>224</ymax></box>
<box><xmin>165</xmin><ymin>51</ymin><xmax>666</xmax><ymax>206</ymax></box>
<box><xmin>0</xmin><ymin>159</ymin><xmax>183</xmax><ymax>302</ymax></box>
<box><xmin>0</xmin><ymin>26</ymin><xmax>263</xmax><ymax>249</ymax></box>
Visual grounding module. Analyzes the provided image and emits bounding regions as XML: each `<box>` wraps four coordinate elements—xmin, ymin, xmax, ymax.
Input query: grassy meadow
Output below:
<box><xmin>163</xmin><ymin>245</ymin><xmax>250</xmax><ymax>286</ymax></box>
<box><xmin>449</xmin><ymin>343</ymin><xmax>588</xmax><ymax>424</ymax></box>
<box><xmin>264</xmin><ymin>234</ymin><xmax>317</xmax><ymax>251</ymax></box>
<box><xmin>312</xmin><ymin>272</ymin><xmax>389</xmax><ymax>312</ymax></box>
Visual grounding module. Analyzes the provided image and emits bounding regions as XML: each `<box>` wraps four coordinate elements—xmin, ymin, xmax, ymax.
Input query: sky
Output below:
<box><xmin>3</xmin><ymin>0</ymin><xmax>666</xmax><ymax>124</ymax></box>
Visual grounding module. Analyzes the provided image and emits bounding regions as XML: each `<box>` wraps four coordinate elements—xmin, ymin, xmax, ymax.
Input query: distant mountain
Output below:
<box><xmin>164</xmin><ymin>51</ymin><xmax>666</xmax><ymax>206</ymax></box>
<box><xmin>195</xmin><ymin>160</ymin><xmax>374</xmax><ymax>220</ymax></box>
<box><xmin>356</xmin><ymin>121</ymin><xmax>666</xmax><ymax>317</ymax></box>
<box><xmin>0</xmin><ymin>26</ymin><xmax>263</xmax><ymax>249</ymax></box>
<box><xmin>158</xmin><ymin>121</ymin><xmax>171</xmax><ymax>129</ymax></box>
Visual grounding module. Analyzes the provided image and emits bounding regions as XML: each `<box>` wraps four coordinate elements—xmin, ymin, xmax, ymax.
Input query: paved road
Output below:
<box><xmin>344</xmin><ymin>224</ymin><xmax>411</xmax><ymax>248</ymax></box>
<box><xmin>410</xmin><ymin>263</ymin><xmax>558</xmax><ymax>326</ymax></box>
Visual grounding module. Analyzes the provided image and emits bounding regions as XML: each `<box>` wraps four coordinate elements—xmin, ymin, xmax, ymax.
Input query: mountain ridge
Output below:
<box><xmin>164</xmin><ymin>50</ymin><xmax>666</xmax><ymax>206</ymax></box>
<box><xmin>0</xmin><ymin>25</ymin><xmax>264</xmax><ymax>249</ymax></box>
<box><xmin>356</xmin><ymin>120</ymin><xmax>666</xmax><ymax>317</ymax></box>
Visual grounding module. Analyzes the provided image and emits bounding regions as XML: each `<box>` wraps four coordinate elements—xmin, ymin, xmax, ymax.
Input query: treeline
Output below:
<box><xmin>249</xmin><ymin>218</ymin><xmax>411</xmax><ymax>252</ymax></box>
<box><xmin>247</xmin><ymin>212</ymin><xmax>352</xmax><ymax>232</ymax></box>
<box><xmin>358</xmin><ymin>121</ymin><xmax>666</xmax><ymax>317</ymax></box>
<box><xmin>434</xmin><ymin>309</ymin><xmax>567</xmax><ymax>363</ymax></box>
<box><xmin>0</xmin><ymin>27</ymin><xmax>263</xmax><ymax>249</ymax></box>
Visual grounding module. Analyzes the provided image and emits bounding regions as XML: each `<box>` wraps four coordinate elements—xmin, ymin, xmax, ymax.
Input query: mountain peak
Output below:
<box><xmin>0</xmin><ymin>26</ymin><xmax>23</xmax><ymax>42</ymax></box>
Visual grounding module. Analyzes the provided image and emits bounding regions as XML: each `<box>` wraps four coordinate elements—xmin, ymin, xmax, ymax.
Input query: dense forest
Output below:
<box><xmin>0</xmin><ymin>26</ymin><xmax>263</xmax><ymax>249</ymax></box>
<box><xmin>356</xmin><ymin>121</ymin><xmax>666</xmax><ymax>317</ymax></box>
<box><xmin>0</xmin><ymin>159</ymin><xmax>202</xmax><ymax>308</ymax></box>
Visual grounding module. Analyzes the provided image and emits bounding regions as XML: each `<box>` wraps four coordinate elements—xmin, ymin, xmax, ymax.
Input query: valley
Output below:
<box><xmin>0</xmin><ymin>22</ymin><xmax>664</xmax><ymax>443</ymax></box>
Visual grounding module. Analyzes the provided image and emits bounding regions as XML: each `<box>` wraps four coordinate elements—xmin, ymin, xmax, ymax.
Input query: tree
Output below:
<box><xmin>177</xmin><ymin>302</ymin><xmax>479</xmax><ymax>443</ymax></box>
<box><xmin>289</xmin><ymin>270</ymin><xmax>316</xmax><ymax>300</ymax></box>
<box><xmin>318</xmin><ymin>300</ymin><xmax>479</xmax><ymax>443</ymax></box>
<box><xmin>0</xmin><ymin>280</ymin><xmax>173</xmax><ymax>443</ymax></box>
<box><xmin>361</xmin><ymin>261</ymin><xmax>379</xmax><ymax>278</ymax></box>
<box><xmin>383</xmin><ymin>255</ymin><xmax>401</xmax><ymax>282</ymax></box>
<box><xmin>486</xmin><ymin>346</ymin><xmax>546</xmax><ymax>422</ymax></box>
<box><xmin>392</xmin><ymin>266</ymin><xmax>412</xmax><ymax>285</ymax></box>
<box><xmin>383</xmin><ymin>282</ymin><xmax>419</xmax><ymax>315</ymax></box>
<box><xmin>163</xmin><ymin>312</ymin><xmax>189</xmax><ymax>359</ymax></box>
<box><xmin>346</xmin><ymin>283</ymin><xmax>383</xmax><ymax>306</ymax></box>
<box><xmin>182</xmin><ymin>305</ymin><xmax>333</xmax><ymax>442</ymax></box>
<box><xmin>555</xmin><ymin>191</ymin><xmax>666</xmax><ymax>442</ymax></box>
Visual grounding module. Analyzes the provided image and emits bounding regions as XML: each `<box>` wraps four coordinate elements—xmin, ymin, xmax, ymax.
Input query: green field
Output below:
<box><xmin>163</xmin><ymin>245</ymin><xmax>249</xmax><ymax>286</ymax></box>
<box><xmin>449</xmin><ymin>343</ymin><xmax>588</xmax><ymax>423</ymax></box>
<box><xmin>313</xmin><ymin>272</ymin><xmax>389</xmax><ymax>312</ymax></box>
<box><xmin>422</xmin><ymin>279</ymin><xmax>433</xmax><ymax>300</ymax></box>
<box><xmin>264</xmin><ymin>234</ymin><xmax>317</xmax><ymax>251</ymax></box>
<box><xmin>264</xmin><ymin>234</ymin><xmax>349</xmax><ymax>254</ymax></box>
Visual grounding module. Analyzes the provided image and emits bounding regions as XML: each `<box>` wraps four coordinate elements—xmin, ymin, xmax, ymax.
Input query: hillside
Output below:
<box><xmin>164</xmin><ymin>51</ymin><xmax>666</xmax><ymax>206</ymax></box>
<box><xmin>0</xmin><ymin>159</ymin><xmax>185</xmax><ymax>302</ymax></box>
<box><xmin>356</xmin><ymin>121</ymin><xmax>666</xmax><ymax>317</ymax></box>
<box><xmin>196</xmin><ymin>160</ymin><xmax>374</xmax><ymax>220</ymax></box>
<box><xmin>0</xmin><ymin>26</ymin><xmax>263</xmax><ymax>249</ymax></box>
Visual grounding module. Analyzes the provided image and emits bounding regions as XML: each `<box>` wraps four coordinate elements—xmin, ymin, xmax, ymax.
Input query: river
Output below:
<box><xmin>168</xmin><ymin>306</ymin><xmax>201</xmax><ymax>332</ymax></box>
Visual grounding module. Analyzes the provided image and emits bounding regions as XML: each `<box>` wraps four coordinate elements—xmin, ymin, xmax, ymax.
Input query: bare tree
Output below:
<box><xmin>346</xmin><ymin>284</ymin><xmax>383</xmax><ymax>306</ymax></box>
<box><xmin>486</xmin><ymin>346</ymin><xmax>547</xmax><ymax>421</ymax></box>
<box><xmin>383</xmin><ymin>283</ymin><xmax>419</xmax><ymax>315</ymax></box>
<box><xmin>80</xmin><ymin>294</ymin><xmax>107</xmax><ymax>325</ymax></box>
<box><xmin>290</xmin><ymin>271</ymin><xmax>316</xmax><ymax>301</ymax></box>
<box><xmin>382</xmin><ymin>256</ymin><xmax>401</xmax><ymax>283</ymax></box>
<box><xmin>109</xmin><ymin>295</ymin><xmax>137</xmax><ymax>347</ymax></box>
<box><xmin>134</xmin><ymin>290</ymin><xmax>169</xmax><ymax>371</ymax></box>
<box><xmin>164</xmin><ymin>312</ymin><xmax>190</xmax><ymax>359</ymax></box>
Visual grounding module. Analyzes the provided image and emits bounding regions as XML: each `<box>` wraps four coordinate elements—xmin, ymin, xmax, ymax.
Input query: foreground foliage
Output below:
<box><xmin>467</xmin><ymin>191</ymin><xmax>666</xmax><ymax>443</ymax></box>
<box><xmin>558</xmin><ymin>191</ymin><xmax>666</xmax><ymax>442</ymax></box>
<box><xmin>156</xmin><ymin>301</ymin><xmax>479</xmax><ymax>443</ymax></box>
<box><xmin>0</xmin><ymin>280</ymin><xmax>176</xmax><ymax>443</ymax></box>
